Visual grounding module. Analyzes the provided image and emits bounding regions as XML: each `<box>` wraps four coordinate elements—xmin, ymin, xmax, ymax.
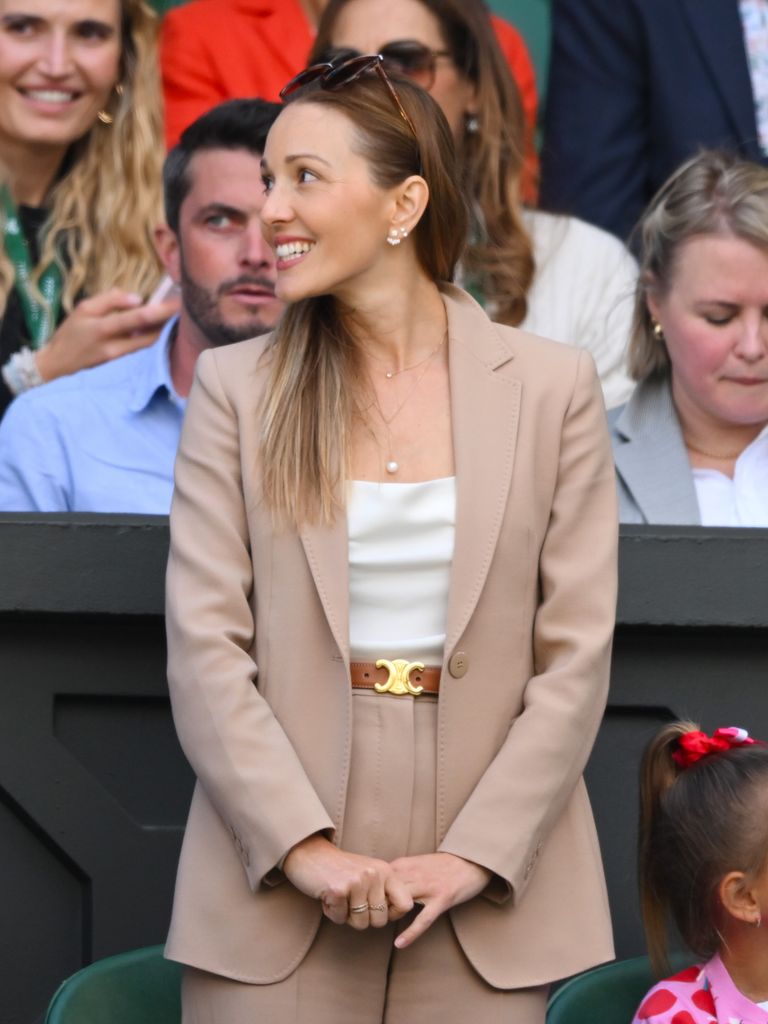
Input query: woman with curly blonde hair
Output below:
<box><xmin>0</xmin><ymin>0</ymin><xmax>178</xmax><ymax>417</ymax></box>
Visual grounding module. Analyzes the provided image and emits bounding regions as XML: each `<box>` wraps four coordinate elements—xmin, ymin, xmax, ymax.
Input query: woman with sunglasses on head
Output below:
<box><xmin>310</xmin><ymin>0</ymin><xmax>638</xmax><ymax>409</ymax></box>
<box><xmin>159</xmin><ymin>0</ymin><xmax>539</xmax><ymax>196</ymax></box>
<box><xmin>164</xmin><ymin>56</ymin><xmax>617</xmax><ymax>1023</ymax></box>
<box><xmin>0</xmin><ymin>0</ymin><xmax>177</xmax><ymax>420</ymax></box>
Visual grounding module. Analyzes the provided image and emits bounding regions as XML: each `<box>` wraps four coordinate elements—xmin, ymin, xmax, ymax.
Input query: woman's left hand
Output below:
<box><xmin>389</xmin><ymin>853</ymin><xmax>492</xmax><ymax>948</ymax></box>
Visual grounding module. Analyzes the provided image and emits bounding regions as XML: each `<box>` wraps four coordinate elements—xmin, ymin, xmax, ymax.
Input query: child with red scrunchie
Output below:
<box><xmin>632</xmin><ymin>722</ymin><xmax>768</xmax><ymax>1023</ymax></box>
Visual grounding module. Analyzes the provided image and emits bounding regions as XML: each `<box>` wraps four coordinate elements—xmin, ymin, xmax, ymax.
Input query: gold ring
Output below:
<box><xmin>369</xmin><ymin>902</ymin><xmax>387</xmax><ymax>912</ymax></box>
<box><xmin>349</xmin><ymin>903</ymin><xmax>369</xmax><ymax>914</ymax></box>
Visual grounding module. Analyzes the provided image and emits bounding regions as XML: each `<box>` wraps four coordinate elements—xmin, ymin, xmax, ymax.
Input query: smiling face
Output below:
<box><xmin>161</xmin><ymin>147</ymin><xmax>282</xmax><ymax>349</ymax></box>
<box><xmin>647</xmin><ymin>232</ymin><xmax>768</xmax><ymax>434</ymax></box>
<box><xmin>260</xmin><ymin>101</ymin><xmax>402</xmax><ymax>304</ymax></box>
<box><xmin>326</xmin><ymin>0</ymin><xmax>477</xmax><ymax>140</ymax></box>
<box><xmin>0</xmin><ymin>0</ymin><xmax>121</xmax><ymax>159</ymax></box>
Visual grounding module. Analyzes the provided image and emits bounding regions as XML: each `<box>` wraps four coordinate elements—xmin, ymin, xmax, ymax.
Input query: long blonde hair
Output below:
<box><xmin>311</xmin><ymin>0</ymin><xmax>534</xmax><ymax>326</ymax></box>
<box><xmin>259</xmin><ymin>76</ymin><xmax>467</xmax><ymax>527</ymax></box>
<box><xmin>0</xmin><ymin>0</ymin><xmax>163</xmax><ymax>315</ymax></box>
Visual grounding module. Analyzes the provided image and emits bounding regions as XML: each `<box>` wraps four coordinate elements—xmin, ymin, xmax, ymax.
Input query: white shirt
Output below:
<box><xmin>347</xmin><ymin>477</ymin><xmax>456</xmax><ymax>664</ymax></box>
<box><xmin>740</xmin><ymin>0</ymin><xmax>768</xmax><ymax>155</ymax></box>
<box><xmin>522</xmin><ymin>210</ymin><xmax>637</xmax><ymax>409</ymax></box>
<box><xmin>693</xmin><ymin>425</ymin><xmax>768</xmax><ymax>526</ymax></box>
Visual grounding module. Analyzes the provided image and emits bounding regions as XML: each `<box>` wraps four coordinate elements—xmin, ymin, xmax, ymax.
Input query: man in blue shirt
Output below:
<box><xmin>0</xmin><ymin>99</ymin><xmax>283</xmax><ymax>513</ymax></box>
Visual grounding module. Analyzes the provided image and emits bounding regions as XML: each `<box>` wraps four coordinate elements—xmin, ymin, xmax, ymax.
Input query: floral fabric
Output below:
<box><xmin>632</xmin><ymin>954</ymin><xmax>768</xmax><ymax>1024</ymax></box>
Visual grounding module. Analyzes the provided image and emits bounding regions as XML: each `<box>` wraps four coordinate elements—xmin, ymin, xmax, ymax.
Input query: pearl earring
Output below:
<box><xmin>386</xmin><ymin>227</ymin><xmax>408</xmax><ymax>247</ymax></box>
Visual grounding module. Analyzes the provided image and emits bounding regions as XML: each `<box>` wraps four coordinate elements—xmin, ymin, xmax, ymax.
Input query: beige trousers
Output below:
<box><xmin>181</xmin><ymin>692</ymin><xmax>548</xmax><ymax>1023</ymax></box>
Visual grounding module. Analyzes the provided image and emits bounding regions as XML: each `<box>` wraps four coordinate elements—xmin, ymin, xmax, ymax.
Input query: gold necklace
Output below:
<box><xmin>369</xmin><ymin>337</ymin><xmax>446</xmax><ymax>380</ymax></box>
<box><xmin>684</xmin><ymin>436</ymin><xmax>744</xmax><ymax>461</ymax></box>
<box><xmin>367</xmin><ymin>331</ymin><xmax>446</xmax><ymax>474</ymax></box>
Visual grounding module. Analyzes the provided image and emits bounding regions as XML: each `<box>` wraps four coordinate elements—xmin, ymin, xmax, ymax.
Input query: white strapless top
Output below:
<box><xmin>347</xmin><ymin>477</ymin><xmax>456</xmax><ymax>664</ymax></box>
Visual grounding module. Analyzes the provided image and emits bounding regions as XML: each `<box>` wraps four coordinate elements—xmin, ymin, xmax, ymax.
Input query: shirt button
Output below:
<box><xmin>448</xmin><ymin>651</ymin><xmax>469</xmax><ymax>678</ymax></box>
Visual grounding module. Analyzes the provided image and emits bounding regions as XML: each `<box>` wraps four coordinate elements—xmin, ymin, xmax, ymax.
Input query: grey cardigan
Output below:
<box><xmin>608</xmin><ymin>373</ymin><xmax>701</xmax><ymax>525</ymax></box>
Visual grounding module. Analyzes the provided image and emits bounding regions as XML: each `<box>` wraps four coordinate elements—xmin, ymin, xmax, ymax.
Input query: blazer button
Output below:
<box><xmin>448</xmin><ymin>651</ymin><xmax>469</xmax><ymax>678</ymax></box>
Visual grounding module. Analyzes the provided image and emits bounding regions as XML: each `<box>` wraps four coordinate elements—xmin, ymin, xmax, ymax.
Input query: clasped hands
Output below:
<box><xmin>283</xmin><ymin>834</ymin><xmax>492</xmax><ymax>949</ymax></box>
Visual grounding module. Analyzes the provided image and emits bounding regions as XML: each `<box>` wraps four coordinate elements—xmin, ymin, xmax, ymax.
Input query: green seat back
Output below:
<box><xmin>45</xmin><ymin>945</ymin><xmax>181</xmax><ymax>1024</ymax></box>
<box><xmin>547</xmin><ymin>954</ymin><xmax>691</xmax><ymax>1024</ymax></box>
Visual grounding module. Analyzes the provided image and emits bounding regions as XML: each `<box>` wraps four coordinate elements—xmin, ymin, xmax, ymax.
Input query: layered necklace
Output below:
<box><xmin>365</xmin><ymin>330</ymin><xmax>447</xmax><ymax>475</ymax></box>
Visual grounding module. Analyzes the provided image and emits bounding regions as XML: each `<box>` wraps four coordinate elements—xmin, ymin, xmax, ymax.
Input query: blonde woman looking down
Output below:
<box><xmin>311</xmin><ymin>0</ymin><xmax>637</xmax><ymax>408</ymax></box>
<box><xmin>0</xmin><ymin>0</ymin><xmax>176</xmax><ymax>418</ymax></box>
<box><xmin>611</xmin><ymin>151</ymin><xmax>768</xmax><ymax>525</ymax></box>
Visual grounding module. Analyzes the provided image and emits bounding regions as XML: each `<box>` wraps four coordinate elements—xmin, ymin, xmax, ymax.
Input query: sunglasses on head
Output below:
<box><xmin>280</xmin><ymin>53</ymin><xmax>419</xmax><ymax>140</ymax></box>
<box><xmin>316</xmin><ymin>40</ymin><xmax>452</xmax><ymax>92</ymax></box>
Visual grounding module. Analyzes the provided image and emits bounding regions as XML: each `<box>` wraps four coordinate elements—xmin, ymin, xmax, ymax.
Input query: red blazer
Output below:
<box><xmin>160</xmin><ymin>0</ymin><xmax>539</xmax><ymax>196</ymax></box>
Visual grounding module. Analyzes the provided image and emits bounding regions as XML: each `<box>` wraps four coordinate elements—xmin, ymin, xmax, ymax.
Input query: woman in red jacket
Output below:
<box><xmin>160</xmin><ymin>0</ymin><xmax>538</xmax><ymax>198</ymax></box>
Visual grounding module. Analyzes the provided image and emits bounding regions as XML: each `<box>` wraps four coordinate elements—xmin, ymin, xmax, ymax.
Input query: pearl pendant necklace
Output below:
<box><xmin>366</xmin><ymin>329</ymin><xmax>448</xmax><ymax>478</ymax></box>
<box><xmin>380</xmin><ymin>336</ymin><xmax>445</xmax><ymax>380</ymax></box>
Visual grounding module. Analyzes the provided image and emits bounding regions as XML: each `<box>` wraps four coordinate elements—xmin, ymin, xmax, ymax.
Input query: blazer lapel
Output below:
<box><xmin>613</xmin><ymin>376</ymin><xmax>700</xmax><ymax>525</ymax></box>
<box><xmin>300</xmin><ymin>286</ymin><xmax>520</xmax><ymax>665</ymax></box>
<box><xmin>681</xmin><ymin>0</ymin><xmax>761</xmax><ymax>155</ymax></box>
<box><xmin>300</xmin><ymin>513</ymin><xmax>350</xmax><ymax>666</ymax></box>
<box><xmin>441</xmin><ymin>287</ymin><xmax>521</xmax><ymax>653</ymax></box>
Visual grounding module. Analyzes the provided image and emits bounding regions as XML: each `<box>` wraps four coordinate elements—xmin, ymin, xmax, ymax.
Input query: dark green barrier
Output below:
<box><xmin>1</xmin><ymin>517</ymin><xmax>767</xmax><ymax>1022</ymax></box>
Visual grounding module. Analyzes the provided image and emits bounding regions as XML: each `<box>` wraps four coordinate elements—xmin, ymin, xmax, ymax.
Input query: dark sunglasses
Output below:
<box><xmin>317</xmin><ymin>40</ymin><xmax>452</xmax><ymax>92</ymax></box>
<box><xmin>279</xmin><ymin>54</ymin><xmax>418</xmax><ymax>139</ymax></box>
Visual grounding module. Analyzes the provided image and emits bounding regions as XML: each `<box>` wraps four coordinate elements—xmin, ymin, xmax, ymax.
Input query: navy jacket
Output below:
<box><xmin>540</xmin><ymin>0</ymin><xmax>766</xmax><ymax>240</ymax></box>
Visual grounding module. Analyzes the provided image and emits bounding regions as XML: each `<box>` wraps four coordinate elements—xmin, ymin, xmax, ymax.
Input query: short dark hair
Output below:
<box><xmin>163</xmin><ymin>98</ymin><xmax>282</xmax><ymax>232</ymax></box>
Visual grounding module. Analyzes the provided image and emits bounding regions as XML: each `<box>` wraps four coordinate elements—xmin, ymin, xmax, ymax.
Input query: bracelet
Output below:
<box><xmin>1</xmin><ymin>346</ymin><xmax>45</xmax><ymax>396</ymax></box>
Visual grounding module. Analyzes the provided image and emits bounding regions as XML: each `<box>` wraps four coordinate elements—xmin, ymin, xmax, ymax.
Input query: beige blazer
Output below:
<box><xmin>164</xmin><ymin>285</ymin><xmax>618</xmax><ymax>989</ymax></box>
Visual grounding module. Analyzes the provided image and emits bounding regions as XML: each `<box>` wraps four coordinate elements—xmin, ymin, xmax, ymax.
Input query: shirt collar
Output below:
<box><xmin>705</xmin><ymin>951</ymin><xmax>768</xmax><ymax>1023</ymax></box>
<box><xmin>128</xmin><ymin>316</ymin><xmax>182</xmax><ymax>414</ymax></box>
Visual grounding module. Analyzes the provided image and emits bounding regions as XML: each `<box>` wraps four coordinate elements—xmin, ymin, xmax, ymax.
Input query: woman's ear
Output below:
<box><xmin>389</xmin><ymin>175</ymin><xmax>429</xmax><ymax>235</ymax></box>
<box><xmin>720</xmin><ymin>870</ymin><xmax>762</xmax><ymax>927</ymax></box>
<box><xmin>644</xmin><ymin>273</ymin><xmax>662</xmax><ymax>324</ymax></box>
<box><xmin>465</xmin><ymin>84</ymin><xmax>479</xmax><ymax>118</ymax></box>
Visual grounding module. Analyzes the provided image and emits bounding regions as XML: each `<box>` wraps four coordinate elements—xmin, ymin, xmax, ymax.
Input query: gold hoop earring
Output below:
<box><xmin>652</xmin><ymin>318</ymin><xmax>664</xmax><ymax>342</ymax></box>
<box><xmin>97</xmin><ymin>83</ymin><xmax>124</xmax><ymax>125</ymax></box>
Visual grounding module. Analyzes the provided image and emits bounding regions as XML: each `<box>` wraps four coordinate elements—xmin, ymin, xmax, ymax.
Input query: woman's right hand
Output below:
<box><xmin>283</xmin><ymin>834</ymin><xmax>414</xmax><ymax>930</ymax></box>
<box><xmin>35</xmin><ymin>288</ymin><xmax>181</xmax><ymax>383</ymax></box>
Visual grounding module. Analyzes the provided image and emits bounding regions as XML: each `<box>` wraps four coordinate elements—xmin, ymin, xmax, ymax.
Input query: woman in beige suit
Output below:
<box><xmin>165</xmin><ymin>58</ymin><xmax>618</xmax><ymax>1023</ymax></box>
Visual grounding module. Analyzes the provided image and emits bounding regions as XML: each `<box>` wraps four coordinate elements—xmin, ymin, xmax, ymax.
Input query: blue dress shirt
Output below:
<box><xmin>0</xmin><ymin>317</ymin><xmax>186</xmax><ymax>513</ymax></box>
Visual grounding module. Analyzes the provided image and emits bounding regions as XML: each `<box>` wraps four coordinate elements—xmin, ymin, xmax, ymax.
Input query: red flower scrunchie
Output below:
<box><xmin>673</xmin><ymin>727</ymin><xmax>757</xmax><ymax>769</ymax></box>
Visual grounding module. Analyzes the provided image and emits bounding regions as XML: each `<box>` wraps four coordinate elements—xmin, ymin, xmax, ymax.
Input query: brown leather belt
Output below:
<box><xmin>350</xmin><ymin>660</ymin><xmax>441</xmax><ymax>696</ymax></box>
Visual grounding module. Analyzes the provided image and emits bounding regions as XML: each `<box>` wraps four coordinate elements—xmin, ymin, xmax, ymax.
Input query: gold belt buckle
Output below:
<box><xmin>374</xmin><ymin>658</ymin><xmax>425</xmax><ymax>696</ymax></box>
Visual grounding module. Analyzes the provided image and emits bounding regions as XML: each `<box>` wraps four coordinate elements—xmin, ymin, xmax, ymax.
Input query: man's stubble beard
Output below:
<box><xmin>180</xmin><ymin>259</ymin><xmax>276</xmax><ymax>346</ymax></box>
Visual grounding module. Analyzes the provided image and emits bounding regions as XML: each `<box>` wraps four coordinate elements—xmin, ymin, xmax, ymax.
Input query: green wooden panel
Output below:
<box><xmin>487</xmin><ymin>0</ymin><xmax>552</xmax><ymax>110</ymax></box>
